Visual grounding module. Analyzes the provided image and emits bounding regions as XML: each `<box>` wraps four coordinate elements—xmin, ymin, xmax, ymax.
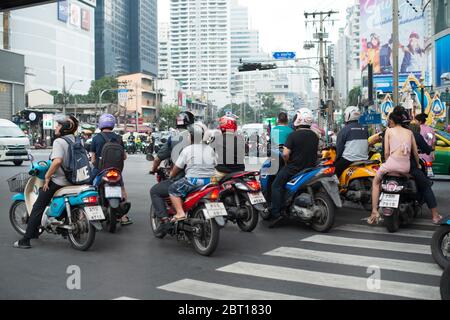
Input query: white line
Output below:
<box><xmin>265</xmin><ymin>247</ymin><xmax>442</xmax><ymax>276</ymax></box>
<box><xmin>114</xmin><ymin>297</ymin><xmax>139</xmax><ymax>300</ymax></box>
<box><xmin>302</xmin><ymin>235</ymin><xmax>431</xmax><ymax>255</ymax></box>
<box><xmin>218</xmin><ymin>262</ymin><xmax>440</xmax><ymax>300</ymax></box>
<box><xmin>158</xmin><ymin>279</ymin><xmax>314</xmax><ymax>300</ymax></box>
<box><xmin>335</xmin><ymin>224</ymin><xmax>434</xmax><ymax>239</ymax></box>
<box><xmin>411</xmin><ymin>219</ymin><xmax>435</xmax><ymax>227</ymax></box>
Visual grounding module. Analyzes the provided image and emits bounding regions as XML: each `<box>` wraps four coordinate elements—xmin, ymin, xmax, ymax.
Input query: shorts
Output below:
<box><xmin>168</xmin><ymin>177</ymin><xmax>211</xmax><ymax>198</ymax></box>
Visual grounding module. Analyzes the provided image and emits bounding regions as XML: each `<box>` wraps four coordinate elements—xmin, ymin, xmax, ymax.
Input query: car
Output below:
<box><xmin>0</xmin><ymin>119</ymin><xmax>31</xmax><ymax>166</ymax></box>
<box><xmin>434</xmin><ymin>130</ymin><xmax>450</xmax><ymax>175</ymax></box>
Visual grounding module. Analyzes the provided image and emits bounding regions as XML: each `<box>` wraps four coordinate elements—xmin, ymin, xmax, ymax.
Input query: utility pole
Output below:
<box><xmin>393</xmin><ymin>0</ymin><xmax>400</xmax><ymax>106</ymax></box>
<box><xmin>62</xmin><ymin>66</ymin><xmax>66</xmax><ymax>115</ymax></box>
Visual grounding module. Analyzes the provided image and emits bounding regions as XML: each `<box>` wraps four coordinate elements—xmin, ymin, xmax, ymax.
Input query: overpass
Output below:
<box><xmin>0</xmin><ymin>0</ymin><xmax>56</xmax><ymax>11</ymax></box>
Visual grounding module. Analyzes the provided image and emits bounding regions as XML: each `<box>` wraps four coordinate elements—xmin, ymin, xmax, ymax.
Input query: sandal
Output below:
<box><xmin>367</xmin><ymin>213</ymin><xmax>382</xmax><ymax>225</ymax></box>
<box><xmin>121</xmin><ymin>217</ymin><xmax>134</xmax><ymax>226</ymax></box>
<box><xmin>170</xmin><ymin>215</ymin><xmax>187</xmax><ymax>223</ymax></box>
<box><xmin>432</xmin><ymin>215</ymin><xmax>443</xmax><ymax>225</ymax></box>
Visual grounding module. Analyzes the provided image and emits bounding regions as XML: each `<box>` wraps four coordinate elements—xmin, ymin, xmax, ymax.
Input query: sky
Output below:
<box><xmin>158</xmin><ymin>0</ymin><xmax>357</xmax><ymax>58</ymax></box>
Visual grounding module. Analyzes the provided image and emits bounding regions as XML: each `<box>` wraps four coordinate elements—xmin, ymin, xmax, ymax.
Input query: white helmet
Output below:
<box><xmin>294</xmin><ymin>108</ymin><xmax>314</xmax><ymax>127</ymax></box>
<box><xmin>344</xmin><ymin>106</ymin><xmax>361</xmax><ymax>123</ymax></box>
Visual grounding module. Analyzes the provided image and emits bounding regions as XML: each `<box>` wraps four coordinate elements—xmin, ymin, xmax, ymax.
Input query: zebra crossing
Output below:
<box><xmin>157</xmin><ymin>221</ymin><xmax>441</xmax><ymax>300</ymax></box>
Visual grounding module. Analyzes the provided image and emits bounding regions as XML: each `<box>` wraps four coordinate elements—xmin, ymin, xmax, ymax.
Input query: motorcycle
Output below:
<box><xmin>217</xmin><ymin>171</ymin><xmax>264</xmax><ymax>232</ymax></box>
<box><xmin>93</xmin><ymin>168</ymin><xmax>129</xmax><ymax>233</ymax></box>
<box><xmin>322</xmin><ymin>145</ymin><xmax>380</xmax><ymax>211</ymax></box>
<box><xmin>260</xmin><ymin>151</ymin><xmax>342</xmax><ymax>232</ymax></box>
<box><xmin>126</xmin><ymin>141</ymin><xmax>137</xmax><ymax>154</ymax></box>
<box><xmin>7</xmin><ymin>156</ymin><xmax>103</xmax><ymax>251</ymax></box>
<box><xmin>431</xmin><ymin>215</ymin><xmax>450</xmax><ymax>269</ymax></box>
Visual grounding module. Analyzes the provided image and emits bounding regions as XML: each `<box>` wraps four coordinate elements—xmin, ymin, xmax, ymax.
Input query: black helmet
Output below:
<box><xmin>176</xmin><ymin>111</ymin><xmax>195</xmax><ymax>129</ymax></box>
<box><xmin>55</xmin><ymin>115</ymin><xmax>79</xmax><ymax>136</ymax></box>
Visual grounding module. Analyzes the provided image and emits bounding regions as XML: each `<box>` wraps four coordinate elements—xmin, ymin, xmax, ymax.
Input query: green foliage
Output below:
<box><xmin>218</xmin><ymin>103</ymin><xmax>255</xmax><ymax>124</ymax></box>
<box><xmin>158</xmin><ymin>105</ymin><xmax>180</xmax><ymax>130</ymax></box>
<box><xmin>348</xmin><ymin>86</ymin><xmax>362</xmax><ymax>106</ymax></box>
<box><xmin>259</xmin><ymin>94</ymin><xmax>283</xmax><ymax>119</ymax></box>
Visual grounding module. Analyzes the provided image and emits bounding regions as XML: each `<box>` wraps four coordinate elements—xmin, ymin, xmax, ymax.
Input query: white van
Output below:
<box><xmin>242</xmin><ymin>123</ymin><xmax>265</xmax><ymax>137</ymax></box>
<box><xmin>0</xmin><ymin>119</ymin><xmax>30</xmax><ymax>166</ymax></box>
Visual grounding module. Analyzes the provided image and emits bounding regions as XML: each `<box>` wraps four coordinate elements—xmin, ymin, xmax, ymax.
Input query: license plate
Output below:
<box><xmin>379</xmin><ymin>193</ymin><xmax>400</xmax><ymax>209</ymax></box>
<box><xmin>248</xmin><ymin>192</ymin><xmax>266</xmax><ymax>205</ymax></box>
<box><xmin>427</xmin><ymin>167</ymin><xmax>434</xmax><ymax>178</ymax></box>
<box><xmin>105</xmin><ymin>186</ymin><xmax>122</xmax><ymax>199</ymax></box>
<box><xmin>204</xmin><ymin>202</ymin><xmax>228</xmax><ymax>219</ymax></box>
<box><xmin>84</xmin><ymin>206</ymin><xmax>105</xmax><ymax>221</ymax></box>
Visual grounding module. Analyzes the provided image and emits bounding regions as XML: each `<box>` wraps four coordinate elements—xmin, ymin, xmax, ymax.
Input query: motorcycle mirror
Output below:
<box><xmin>28</xmin><ymin>154</ymin><xmax>34</xmax><ymax>162</ymax></box>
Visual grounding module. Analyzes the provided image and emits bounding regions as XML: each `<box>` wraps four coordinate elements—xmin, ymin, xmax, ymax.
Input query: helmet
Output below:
<box><xmin>218</xmin><ymin>115</ymin><xmax>238</xmax><ymax>133</ymax></box>
<box><xmin>98</xmin><ymin>114</ymin><xmax>116</xmax><ymax>130</ymax></box>
<box><xmin>55</xmin><ymin>115</ymin><xmax>79</xmax><ymax>136</ymax></box>
<box><xmin>293</xmin><ymin>108</ymin><xmax>314</xmax><ymax>127</ymax></box>
<box><xmin>187</xmin><ymin>123</ymin><xmax>205</xmax><ymax>143</ymax></box>
<box><xmin>176</xmin><ymin>111</ymin><xmax>195</xmax><ymax>129</ymax></box>
<box><xmin>344</xmin><ymin>106</ymin><xmax>361</xmax><ymax>123</ymax></box>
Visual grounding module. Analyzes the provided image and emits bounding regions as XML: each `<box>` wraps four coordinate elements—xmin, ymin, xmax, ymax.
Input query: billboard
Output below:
<box><xmin>360</xmin><ymin>0</ymin><xmax>426</xmax><ymax>91</ymax></box>
<box><xmin>436</xmin><ymin>34</ymin><xmax>450</xmax><ymax>87</ymax></box>
<box><xmin>69</xmin><ymin>3</ymin><xmax>81</xmax><ymax>28</ymax></box>
<box><xmin>57</xmin><ymin>0</ymin><xmax>68</xmax><ymax>23</ymax></box>
<box><xmin>81</xmin><ymin>8</ymin><xmax>91</xmax><ymax>31</ymax></box>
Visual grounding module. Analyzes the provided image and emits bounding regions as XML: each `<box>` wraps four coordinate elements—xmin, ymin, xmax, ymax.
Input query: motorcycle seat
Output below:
<box><xmin>350</xmin><ymin>160</ymin><xmax>379</xmax><ymax>167</ymax></box>
<box><xmin>54</xmin><ymin>185</ymin><xmax>95</xmax><ymax>197</ymax></box>
<box><xmin>384</xmin><ymin>172</ymin><xmax>414</xmax><ymax>179</ymax></box>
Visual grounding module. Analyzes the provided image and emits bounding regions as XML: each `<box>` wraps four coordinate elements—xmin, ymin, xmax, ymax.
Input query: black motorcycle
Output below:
<box><xmin>431</xmin><ymin>216</ymin><xmax>450</xmax><ymax>269</ymax></box>
<box><xmin>126</xmin><ymin>141</ymin><xmax>137</xmax><ymax>154</ymax></box>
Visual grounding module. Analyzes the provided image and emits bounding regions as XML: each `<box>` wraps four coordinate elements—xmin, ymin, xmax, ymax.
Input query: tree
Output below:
<box><xmin>86</xmin><ymin>76</ymin><xmax>118</xmax><ymax>104</ymax></box>
<box><xmin>158</xmin><ymin>105</ymin><xmax>180</xmax><ymax>130</ymax></box>
<box><xmin>259</xmin><ymin>94</ymin><xmax>283</xmax><ymax>119</ymax></box>
<box><xmin>218</xmin><ymin>103</ymin><xmax>255</xmax><ymax>124</ymax></box>
<box><xmin>348</xmin><ymin>86</ymin><xmax>362</xmax><ymax>106</ymax></box>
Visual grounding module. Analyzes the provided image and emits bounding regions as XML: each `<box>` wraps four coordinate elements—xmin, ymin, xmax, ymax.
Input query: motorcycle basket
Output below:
<box><xmin>7</xmin><ymin>172</ymin><xmax>30</xmax><ymax>193</ymax></box>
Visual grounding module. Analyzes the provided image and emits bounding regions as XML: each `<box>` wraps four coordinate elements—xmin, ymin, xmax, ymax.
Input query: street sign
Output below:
<box><xmin>43</xmin><ymin>114</ymin><xmax>54</xmax><ymax>130</ymax></box>
<box><xmin>272</xmin><ymin>52</ymin><xmax>296</xmax><ymax>60</ymax></box>
<box><xmin>118</xmin><ymin>89</ymin><xmax>129</xmax><ymax>106</ymax></box>
<box><xmin>360</xmin><ymin>113</ymin><xmax>382</xmax><ymax>125</ymax></box>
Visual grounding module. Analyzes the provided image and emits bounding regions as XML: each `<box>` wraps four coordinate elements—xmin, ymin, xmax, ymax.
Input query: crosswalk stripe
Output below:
<box><xmin>114</xmin><ymin>297</ymin><xmax>139</xmax><ymax>300</ymax></box>
<box><xmin>265</xmin><ymin>247</ymin><xmax>441</xmax><ymax>276</ymax></box>
<box><xmin>302</xmin><ymin>235</ymin><xmax>430</xmax><ymax>255</ymax></box>
<box><xmin>158</xmin><ymin>279</ymin><xmax>314</xmax><ymax>300</ymax></box>
<box><xmin>411</xmin><ymin>219</ymin><xmax>435</xmax><ymax>227</ymax></box>
<box><xmin>335</xmin><ymin>224</ymin><xmax>434</xmax><ymax>239</ymax></box>
<box><xmin>218</xmin><ymin>262</ymin><xmax>440</xmax><ymax>300</ymax></box>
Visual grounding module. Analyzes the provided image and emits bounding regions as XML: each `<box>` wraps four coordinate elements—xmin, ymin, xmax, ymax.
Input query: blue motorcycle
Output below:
<box><xmin>260</xmin><ymin>149</ymin><xmax>342</xmax><ymax>232</ymax></box>
<box><xmin>431</xmin><ymin>216</ymin><xmax>450</xmax><ymax>269</ymax></box>
<box><xmin>7</xmin><ymin>156</ymin><xmax>104</xmax><ymax>251</ymax></box>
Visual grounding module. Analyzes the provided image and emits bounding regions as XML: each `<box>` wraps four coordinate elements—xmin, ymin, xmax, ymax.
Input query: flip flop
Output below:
<box><xmin>120</xmin><ymin>217</ymin><xmax>134</xmax><ymax>226</ymax></box>
<box><xmin>170</xmin><ymin>216</ymin><xmax>187</xmax><ymax>223</ymax></box>
<box><xmin>432</xmin><ymin>216</ymin><xmax>443</xmax><ymax>225</ymax></box>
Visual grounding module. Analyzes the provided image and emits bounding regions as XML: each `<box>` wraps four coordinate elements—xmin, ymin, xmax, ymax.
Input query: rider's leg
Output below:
<box><xmin>369</xmin><ymin>174</ymin><xmax>382</xmax><ymax>224</ymax></box>
<box><xmin>150</xmin><ymin>180</ymin><xmax>172</xmax><ymax>219</ymax></box>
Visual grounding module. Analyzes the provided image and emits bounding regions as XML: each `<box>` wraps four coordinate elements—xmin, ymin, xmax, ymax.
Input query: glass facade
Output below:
<box><xmin>434</xmin><ymin>0</ymin><xmax>450</xmax><ymax>34</ymax></box>
<box><xmin>95</xmin><ymin>0</ymin><xmax>158</xmax><ymax>79</ymax></box>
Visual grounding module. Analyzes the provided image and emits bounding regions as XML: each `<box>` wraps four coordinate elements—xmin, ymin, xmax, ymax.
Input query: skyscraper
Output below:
<box><xmin>158</xmin><ymin>22</ymin><xmax>171</xmax><ymax>79</ymax></box>
<box><xmin>95</xmin><ymin>0</ymin><xmax>158</xmax><ymax>79</ymax></box>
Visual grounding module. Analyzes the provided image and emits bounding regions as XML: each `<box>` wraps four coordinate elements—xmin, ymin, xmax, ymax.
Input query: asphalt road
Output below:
<box><xmin>0</xmin><ymin>151</ymin><xmax>447</xmax><ymax>300</ymax></box>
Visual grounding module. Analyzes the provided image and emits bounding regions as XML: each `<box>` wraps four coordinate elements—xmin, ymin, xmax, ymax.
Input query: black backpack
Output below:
<box><xmin>98</xmin><ymin>133</ymin><xmax>125</xmax><ymax>172</ymax></box>
<box><xmin>62</xmin><ymin>136</ymin><xmax>93</xmax><ymax>185</ymax></box>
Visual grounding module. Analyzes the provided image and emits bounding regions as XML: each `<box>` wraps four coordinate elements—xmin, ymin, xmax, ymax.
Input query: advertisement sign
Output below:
<box><xmin>436</xmin><ymin>34</ymin><xmax>450</xmax><ymax>87</ymax></box>
<box><xmin>69</xmin><ymin>3</ymin><xmax>81</xmax><ymax>28</ymax></box>
<box><xmin>360</xmin><ymin>0</ymin><xmax>426</xmax><ymax>92</ymax></box>
<box><xmin>118</xmin><ymin>89</ymin><xmax>129</xmax><ymax>106</ymax></box>
<box><xmin>81</xmin><ymin>9</ymin><xmax>91</xmax><ymax>31</ymax></box>
<box><xmin>57</xmin><ymin>0</ymin><xmax>68</xmax><ymax>23</ymax></box>
<box><xmin>43</xmin><ymin>114</ymin><xmax>54</xmax><ymax>130</ymax></box>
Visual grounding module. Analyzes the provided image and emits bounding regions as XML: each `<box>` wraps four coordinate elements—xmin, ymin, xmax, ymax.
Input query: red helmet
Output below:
<box><xmin>218</xmin><ymin>116</ymin><xmax>238</xmax><ymax>133</ymax></box>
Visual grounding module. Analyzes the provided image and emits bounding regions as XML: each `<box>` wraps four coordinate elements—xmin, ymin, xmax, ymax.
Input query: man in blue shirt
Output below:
<box><xmin>270</xmin><ymin>112</ymin><xmax>293</xmax><ymax>147</ymax></box>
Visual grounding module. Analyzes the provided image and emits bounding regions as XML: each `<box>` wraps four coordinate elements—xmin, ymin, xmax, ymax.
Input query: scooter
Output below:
<box><xmin>8</xmin><ymin>156</ymin><xmax>103</xmax><ymax>251</ymax></box>
<box><xmin>431</xmin><ymin>215</ymin><xmax>450</xmax><ymax>269</ymax></box>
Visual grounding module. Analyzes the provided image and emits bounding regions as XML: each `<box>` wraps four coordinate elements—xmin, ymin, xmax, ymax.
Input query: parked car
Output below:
<box><xmin>434</xmin><ymin>130</ymin><xmax>450</xmax><ymax>175</ymax></box>
<box><xmin>0</xmin><ymin>119</ymin><xmax>30</xmax><ymax>166</ymax></box>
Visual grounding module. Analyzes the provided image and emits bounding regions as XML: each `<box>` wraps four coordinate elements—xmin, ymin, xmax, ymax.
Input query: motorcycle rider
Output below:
<box><xmin>271</xmin><ymin>112</ymin><xmax>293</xmax><ymax>148</ymax></box>
<box><xmin>335</xmin><ymin>106</ymin><xmax>369</xmax><ymax>179</ymax></box>
<box><xmin>90</xmin><ymin>114</ymin><xmax>132</xmax><ymax>226</ymax></box>
<box><xmin>269</xmin><ymin>108</ymin><xmax>319</xmax><ymax>228</ymax></box>
<box><xmin>415</xmin><ymin>113</ymin><xmax>436</xmax><ymax>164</ymax></box>
<box><xmin>14</xmin><ymin>115</ymin><xmax>80</xmax><ymax>249</ymax></box>
<box><xmin>149</xmin><ymin>111</ymin><xmax>195</xmax><ymax>228</ymax></box>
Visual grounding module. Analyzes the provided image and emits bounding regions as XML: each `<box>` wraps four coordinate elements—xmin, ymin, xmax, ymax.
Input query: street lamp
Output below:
<box><xmin>97</xmin><ymin>88</ymin><xmax>117</xmax><ymax>124</ymax></box>
<box><xmin>64</xmin><ymin>79</ymin><xmax>83</xmax><ymax>115</ymax></box>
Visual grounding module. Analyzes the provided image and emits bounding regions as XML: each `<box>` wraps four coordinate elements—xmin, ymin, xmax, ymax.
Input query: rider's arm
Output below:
<box><xmin>384</xmin><ymin>130</ymin><xmax>390</xmax><ymax>161</ymax></box>
<box><xmin>283</xmin><ymin>147</ymin><xmax>291</xmax><ymax>163</ymax></box>
<box><xmin>45</xmin><ymin>158</ymin><xmax>63</xmax><ymax>183</ymax></box>
<box><xmin>411</xmin><ymin>132</ymin><xmax>421</xmax><ymax>168</ymax></box>
<box><xmin>170</xmin><ymin>165</ymin><xmax>182</xmax><ymax>179</ymax></box>
<box><xmin>335</xmin><ymin>127</ymin><xmax>347</xmax><ymax>159</ymax></box>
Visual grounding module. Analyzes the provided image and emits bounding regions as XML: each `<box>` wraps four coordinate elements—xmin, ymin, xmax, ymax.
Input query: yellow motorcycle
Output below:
<box><xmin>322</xmin><ymin>145</ymin><xmax>380</xmax><ymax>211</ymax></box>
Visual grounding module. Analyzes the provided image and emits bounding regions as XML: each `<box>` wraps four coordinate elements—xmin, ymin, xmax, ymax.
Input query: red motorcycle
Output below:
<box><xmin>149</xmin><ymin>168</ymin><xmax>226</xmax><ymax>256</ymax></box>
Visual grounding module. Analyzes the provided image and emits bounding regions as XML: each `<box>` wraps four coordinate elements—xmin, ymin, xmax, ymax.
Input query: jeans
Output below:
<box><xmin>271</xmin><ymin>166</ymin><xmax>298</xmax><ymax>218</ymax></box>
<box><xmin>335</xmin><ymin>158</ymin><xmax>353</xmax><ymax>180</ymax></box>
<box><xmin>150</xmin><ymin>180</ymin><xmax>173</xmax><ymax>218</ymax></box>
<box><xmin>24</xmin><ymin>181</ymin><xmax>63</xmax><ymax>240</ymax></box>
<box><xmin>410</xmin><ymin>167</ymin><xmax>437</xmax><ymax>209</ymax></box>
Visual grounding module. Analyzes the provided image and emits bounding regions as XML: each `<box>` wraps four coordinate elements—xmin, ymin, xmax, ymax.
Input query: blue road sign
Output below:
<box><xmin>359</xmin><ymin>112</ymin><xmax>382</xmax><ymax>125</ymax></box>
<box><xmin>273</xmin><ymin>52</ymin><xmax>296</xmax><ymax>60</ymax></box>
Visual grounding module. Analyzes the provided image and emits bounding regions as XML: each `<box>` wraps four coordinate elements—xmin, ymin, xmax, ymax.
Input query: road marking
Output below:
<box><xmin>411</xmin><ymin>219</ymin><xmax>435</xmax><ymax>227</ymax></box>
<box><xmin>301</xmin><ymin>235</ymin><xmax>430</xmax><ymax>255</ymax></box>
<box><xmin>114</xmin><ymin>297</ymin><xmax>139</xmax><ymax>300</ymax></box>
<box><xmin>335</xmin><ymin>224</ymin><xmax>434</xmax><ymax>239</ymax></box>
<box><xmin>265</xmin><ymin>247</ymin><xmax>441</xmax><ymax>276</ymax></box>
<box><xmin>218</xmin><ymin>262</ymin><xmax>440</xmax><ymax>300</ymax></box>
<box><xmin>158</xmin><ymin>279</ymin><xmax>314</xmax><ymax>300</ymax></box>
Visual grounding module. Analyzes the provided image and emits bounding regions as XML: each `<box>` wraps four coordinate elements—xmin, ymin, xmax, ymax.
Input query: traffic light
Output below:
<box><xmin>238</xmin><ymin>63</ymin><xmax>277</xmax><ymax>72</ymax></box>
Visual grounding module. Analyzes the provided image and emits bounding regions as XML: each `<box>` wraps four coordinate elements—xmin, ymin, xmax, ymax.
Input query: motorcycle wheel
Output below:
<box><xmin>9</xmin><ymin>200</ymin><xmax>29</xmax><ymax>236</ymax></box>
<box><xmin>188</xmin><ymin>206</ymin><xmax>220</xmax><ymax>256</ymax></box>
<box><xmin>106</xmin><ymin>207</ymin><xmax>117</xmax><ymax>234</ymax></box>
<box><xmin>431</xmin><ymin>226</ymin><xmax>450</xmax><ymax>269</ymax></box>
<box><xmin>150</xmin><ymin>205</ymin><xmax>166</xmax><ymax>239</ymax></box>
<box><xmin>68</xmin><ymin>207</ymin><xmax>96</xmax><ymax>251</ymax></box>
<box><xmin>384</xmin><ymin>211</ymin><xmax>400</xmax><ymax>233</ymax></box>
<box><xmin>311</xmin><ymin>192</ymin><xmax>335</xmax><ymax>233</ymax></box>
<box><xmin>236</xmin><ymin>200</ymin><xmax>259</xmax><ymax>233</ymax></box>
<box><xmin>441</xmin><ymin>266</ymin><xmax>450</xmax><ymax>300</ymax></box>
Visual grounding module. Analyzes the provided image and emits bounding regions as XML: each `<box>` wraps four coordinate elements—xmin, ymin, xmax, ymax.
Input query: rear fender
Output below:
<box><xmin>90</xmin><ymin>221</ymin><xmax>103</xmax><ymax>231</ymax></box>
<box><xmin>340</xmin><ymin>166</ymin><xmax>376</xmax><ymax>187</ymax></box>
<box><xmin>108</xmin><ymin>199</ymin><xmax>120</xmax><ymax>209</ymax></box>
<box><xmin>318</xmin><ymin>176</ymin><xmax>342</xmax><ymax>208</ymax></box>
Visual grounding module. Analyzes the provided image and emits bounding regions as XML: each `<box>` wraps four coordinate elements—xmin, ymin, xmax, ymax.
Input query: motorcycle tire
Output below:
<box><xmin>311</xmin><ymin>192</ymin><xmax>335</xmax><ymax>233</ymax></box>
<box><xmin>188</xmin><ymin>206</ymin><xmax>220</xmax><ymax>256</ymax></box>
<box><xmin>384</xmin><ymin>211</ymin><xmax>400</xmax><ymax>233</ymax></box>
<box><xmin>9</xmin><ymin>200</ymin><xmax>29</xmax><ymax>236</ymax></box>
<box><xmin>68</xmin><ymin>207</ymin><xmax>96</xmax><ymax>251</ymax></box>
<box><xmin>431</xmin><ymin>226</ymin><xmax>450</xmax><ymax>269</ymax></box>
<box><xmin>441</xmin><ymin>266</ymin><xmax>450</xmax><ymax>300</ymax></box>
<box><xmin>236</xmin><ymin>200</ymin><xmax>259</xmax><ymax>233</ymax></box>
<box><xmin>150</xmin><ymin>206</ymin><xmax>166</xmax><ymax>239</ymax></box>
<box><xmin>107</xmin><ymin>207</ymin><xmax>117</xmax><ymax>234</ymax></box>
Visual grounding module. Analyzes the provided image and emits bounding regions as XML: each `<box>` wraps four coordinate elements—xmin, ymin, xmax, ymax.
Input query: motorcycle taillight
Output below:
<box><xmin>103</xmin><ymin>170</ymin><xmax>121</xmax><ymax>183</ymax></box>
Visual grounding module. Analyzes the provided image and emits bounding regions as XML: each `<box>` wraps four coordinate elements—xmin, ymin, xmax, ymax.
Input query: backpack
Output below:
<box><xmin>98</xmin><ymin>133</ymin><xmax>125</xmax><ymax>172</ymax></box>
<box><xmin>62</xmin><ymin>136</ymin><xmax>93</xmax><ymax>185</ymax></box>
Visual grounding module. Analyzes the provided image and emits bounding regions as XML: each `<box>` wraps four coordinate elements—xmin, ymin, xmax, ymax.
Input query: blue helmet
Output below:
<box><xmin>98</xmin><ymin>114</ymin><xmax>116</xmax><ymax>130</ymax></box>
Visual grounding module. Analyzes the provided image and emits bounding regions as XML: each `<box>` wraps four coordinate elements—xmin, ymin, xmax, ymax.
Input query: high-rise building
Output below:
<box><xmin>96</xmin><ymin>0</ymin><xmax>158</xmax><ymax>79</ymax></box>
<box><xmin>158</xmin><ymin>22</ymin><xmax>171</xmax><ymax>79</ymax></box>
<box><xmin>169</xmin><ymin>0</ymin><xmax>231</xmax><ymax>98</ymax></box>
<box><xmin>336</xmin><ymin>28</ymin><xmax>350</xmax><ymax>102</ymax></box>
